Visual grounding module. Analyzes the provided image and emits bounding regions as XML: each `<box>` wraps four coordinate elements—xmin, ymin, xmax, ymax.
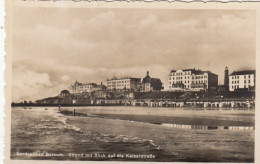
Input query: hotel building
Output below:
<box><xmin>107</xmin><ymin>76</ymin><xmax>141</xmax><ymax>91</ymax></box>
<box><xmin>168</xmin><ymin>68</ymin><xmax>218</xmax><ymax>91</ymax></box>
<box><xmin>229</xmin><ymin>70</ymin><xmax>255</xmax><ymax>92</ymax></box>
<box><xmin>69</xmin><ymin>81</ymin><xmax>106</xmax><ymax>94</ymax></box>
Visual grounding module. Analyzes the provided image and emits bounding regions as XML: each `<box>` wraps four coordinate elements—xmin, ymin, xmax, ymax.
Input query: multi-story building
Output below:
<box><xmin>141</xmin><ymin>71</ymin><xmax>163</xmax><ymax>92</ymax></box>
<box><xmin>168</xmin><ymin>68</ymin><xmax>218</xmax><ymax>91</ymax></box>
<box><xmin>69</xmin><ymin>81</ymin><xmax>106</xmax><ymax>94</ymax></box>
<box><xmin>229</xmin><ymin>70</ymin><xmax>255</xmax><ymax>92</ymax></box>
<box><xmin>107</xmin><ymin>76</ymin><xmax>141</xmax><ymax>91</ymax></box>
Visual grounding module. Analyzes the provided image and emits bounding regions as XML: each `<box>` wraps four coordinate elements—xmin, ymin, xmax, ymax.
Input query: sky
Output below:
<box><xmin>12</xmin><ymin>8</ymin><xmax>256</xmax><ymax>102</ymax></box>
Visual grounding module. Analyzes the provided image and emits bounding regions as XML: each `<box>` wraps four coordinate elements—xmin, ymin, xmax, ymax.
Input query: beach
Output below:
<box><xmin>11</xmin><ymin>106</ymin><xmax>254</xmax><ymax>162</ymax></box>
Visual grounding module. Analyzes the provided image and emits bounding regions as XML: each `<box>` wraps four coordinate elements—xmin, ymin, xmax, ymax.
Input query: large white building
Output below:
<box><xmin>229</xmin><ymin>70</ymin><xmax>255</xmax><ymax>91</ymax></box>
<box><xmin>69</xmin><ymin>81</ymin><xmax>106</xmax><ymax>94</ymax></box>
<box><xmin>168</xmin><ymin>69</ymin><xmax>218</xmax><ymax>91</ymax></box>
<box><xmin>107</xmin><ymin>76</ymin><xmax>141</xmax><ymax>91</ymax></box>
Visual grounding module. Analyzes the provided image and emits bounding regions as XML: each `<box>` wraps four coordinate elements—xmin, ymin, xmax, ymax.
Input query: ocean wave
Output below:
<box><xmin>92</xmin><ymin>133</ymin><xmax>161</xmax><ymax>150</ymax></box>
<box><xmin>33</xmin><ymin>110</ymin><xmax>83</xmax><ymax>133</ymax></box>
<box><xmin>52</xmin><ymin>113</ymin><xmax>82</xmax><ymax>133</ymax></box>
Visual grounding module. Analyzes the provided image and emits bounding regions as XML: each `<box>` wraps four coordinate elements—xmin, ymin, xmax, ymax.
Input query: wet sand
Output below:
<box><xmin>62</xmin><ymin>106</ymin><xmax>254</xmax><ymax>162</ymax></box>
<box><xmin>66</xmin><ymin>115</ymin><xmax>254</xmax><ymax>162</ymax></box>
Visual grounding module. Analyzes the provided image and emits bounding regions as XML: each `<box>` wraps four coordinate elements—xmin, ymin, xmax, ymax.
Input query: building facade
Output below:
<box><xmin>69</xmin><ymin>81</ymin><xmax>106</xmax><ymax>94</ymax></box>
<box><xmin>141</xmin><ymin>71</ymin><xmax>163</xmax><ymax>92</ymax></box>
<box><xmin>229</xmin><ymin>70</ymin><xmax>255</xmax><ymax>92</ymax></box>
<box><xmin>168</xmin><ymin>69</ymin><xmax>218</xmax><ymax>91</ymax></box>
<box><xmin>107</xmin><ymin>76</ymin><xmax>141</xmax><ymax>91</ymax></box>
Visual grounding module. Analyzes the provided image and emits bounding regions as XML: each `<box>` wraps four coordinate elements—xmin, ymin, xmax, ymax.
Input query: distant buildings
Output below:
<box><xmin>229</xmin><ymin>70</ymin><xmax>255</xmax><ymax>92</ymax></box>
<box><xmin>36</xmin><ymin>90</ymin><xmax>72</xmax><ymax>104</ymax></box>
<box><xmin>107</xmin><ymin>76</ymin><xmax>141</xmax><ymax>91</ymax></box>
<box><xmin>168</xmin><ymin>68</ymin><xmax>218</xmax><ymax>91</ymax></box>
<box><xmin>34</xmin><ymin>67</ymin><xmax>256</xmax><ymax>105</ymax></box>
<box><xmin>69</xmin><ymin>81</ymin><xmax>106</xmax><ymax>94</ymax></box>
<box><xmin>141</xmin><ymin>71</ymin><xmax>163</xmax><ymax>92</ymax></box>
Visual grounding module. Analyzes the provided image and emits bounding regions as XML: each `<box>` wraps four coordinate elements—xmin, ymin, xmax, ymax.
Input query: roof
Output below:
<box><xmin>170</xmin><ymin>68</ymin><xmax>218</xmax><ymax>76</ymax></box>
<box><xmin>204</xmin><ymin>71</ymin><xmax>218</xmax><ymax>76</ymax></box>
<box><xmin>142</xmin><ymin>77</ymin><xmax>162</xmax><ymax>84</ymax></box>
<box><xmin>230</xmin><ymin>70</ymin><xmax>255</xmax><ymax>76</ymax></box>
<box><xmin>108</xmin><ymin>76</ymin><xmax>141</xmax><ymax>81</ymax></box>
<box><xmin>72</xmin><ymin>81</ymin><xmax>97</xmax><ymax>86</ymax></box>
<box><xmin>61</xmin><ymin>90</ymin><xmax>70</xmax><ymax>94</ymax></box>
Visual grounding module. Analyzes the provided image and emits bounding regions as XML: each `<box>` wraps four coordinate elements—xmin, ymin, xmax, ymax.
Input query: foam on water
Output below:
<box><xmin>91</xmin><ymin>133</ymin><xmax>161</xmax><ymax>150</ymax></box>
<box><xmin>50</xmin><ymin>111</ymin><xmax>83</xmax><ymax>133</ymax></box>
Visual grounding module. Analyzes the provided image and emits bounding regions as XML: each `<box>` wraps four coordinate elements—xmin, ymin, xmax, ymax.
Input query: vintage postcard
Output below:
<box><xmin>3</xmin><ymin>1</ymin><xmax>260</xmax><ymax>164</ymax></box>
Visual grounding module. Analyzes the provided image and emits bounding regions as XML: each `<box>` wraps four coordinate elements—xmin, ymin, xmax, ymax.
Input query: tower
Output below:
<box><xmin>224</xmin><ymin>66</ymin><xmax>229</xmax><ymax>91</ymax></box>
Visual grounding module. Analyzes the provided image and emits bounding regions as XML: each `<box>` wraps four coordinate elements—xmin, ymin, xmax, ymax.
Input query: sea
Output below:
<box><xmin>10</xmin><ymin>106</ymin><xmax>255</xmax><ymax>162</ymax></box>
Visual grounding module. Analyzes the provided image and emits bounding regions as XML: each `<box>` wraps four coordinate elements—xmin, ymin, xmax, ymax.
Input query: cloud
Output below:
<box><xmin>12</xmin><ymin>67</ymin><xmax>53</xmax><ymax>102</ymax></box>
<box><xmin>12</xmin><ymin>8</ymin><xmax>255</xmax><ymax>101</ymax></box>
<box><xmin>61</xmin><ymin>75</ymin><xmax>70</xmax><ymax>82</ymax></box>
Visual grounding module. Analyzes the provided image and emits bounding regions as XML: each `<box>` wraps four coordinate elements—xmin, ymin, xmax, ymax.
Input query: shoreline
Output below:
<box><xmin>59</xmin><ymin>109</ymin><xmax>255</xmax><ymax>127</ymax></box>
<box><xmin>65</xmin><ymin>113</ymin><xmax>254</xmax><ymax>162</ymax></box>
<box><xmin>11</xmin><ymin>104</ymin><xmax>255</xmax><ymax>110</ymax></box>
<box><xmin>11</xmin><ymin>107</ymin><xmax>255</xmax><ymax>162</ymax></box>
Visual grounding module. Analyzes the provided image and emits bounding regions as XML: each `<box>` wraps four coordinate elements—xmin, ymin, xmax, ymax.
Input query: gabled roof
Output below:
<box><xmin>230</xmin><ymin>70</ymin><xmax>255</xmax><ymax>76</ymax></box>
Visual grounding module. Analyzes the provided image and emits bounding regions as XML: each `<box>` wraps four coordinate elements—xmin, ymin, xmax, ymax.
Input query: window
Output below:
<box><xmin>249</xmin><ymin>80</ymin><xmax>250</xmax><ymax>83</ymax></box>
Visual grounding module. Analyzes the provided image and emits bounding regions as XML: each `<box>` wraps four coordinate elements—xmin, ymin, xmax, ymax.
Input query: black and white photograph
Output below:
<box><xmin>5</xmin><ymin>2</ymin><xmax>258</xmax><ymax>163</ymax></box>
